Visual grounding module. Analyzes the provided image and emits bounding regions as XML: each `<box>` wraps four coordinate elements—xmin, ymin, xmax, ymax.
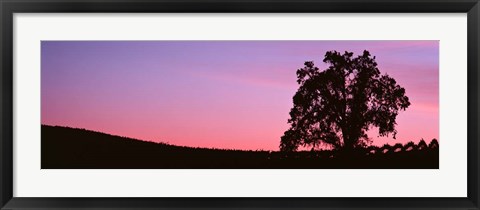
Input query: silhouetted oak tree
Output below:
<box><xmin>280</xmin><ymin>50</ymin><xmax>410</xmax><ymax>152</ymax></box>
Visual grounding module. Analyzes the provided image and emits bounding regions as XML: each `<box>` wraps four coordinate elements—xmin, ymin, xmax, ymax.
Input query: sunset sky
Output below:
<box><xmin>41</xmin><ymin>41</ymin><xmax>439</xmax><ymax>151</ymax></box>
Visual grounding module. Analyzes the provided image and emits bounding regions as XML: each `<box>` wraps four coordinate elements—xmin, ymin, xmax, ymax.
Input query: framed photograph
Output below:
<box><xmin>1</xmin><ymin>0</ymin><xmax>479</xmax><ymax>209</ymax></box>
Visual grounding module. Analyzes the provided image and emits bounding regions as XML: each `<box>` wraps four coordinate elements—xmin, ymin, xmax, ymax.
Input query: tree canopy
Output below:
<box><xmin>280</xmin><ymin>50</ymin><xmax>411</xmax><ymax>152</ymax></box>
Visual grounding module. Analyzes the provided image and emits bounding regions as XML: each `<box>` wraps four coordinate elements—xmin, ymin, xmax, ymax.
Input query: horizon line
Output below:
<box><xmin>41</xmin><ymin>124</ymin><xmax>438</xmax><ymax>152</ymax></box>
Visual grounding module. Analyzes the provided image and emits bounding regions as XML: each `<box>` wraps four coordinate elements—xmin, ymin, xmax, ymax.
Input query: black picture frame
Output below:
<box><xmin>1</xmin><ymin>0</ymin><xmax>479</xmax><ymax>209</ymax></box>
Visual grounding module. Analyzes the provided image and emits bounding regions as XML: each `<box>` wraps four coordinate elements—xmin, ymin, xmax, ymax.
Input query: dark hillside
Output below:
<box><xmin>41</xmin><ymin>125</ymin><xmax>439</xmax><ymax>169</ymax></box>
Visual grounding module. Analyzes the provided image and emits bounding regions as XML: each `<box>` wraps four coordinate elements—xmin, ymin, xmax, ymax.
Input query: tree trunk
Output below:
<box><xmin>342</xmin><ymin>129</ymin><xmax>354</xmax><ymax>152</ymax></box>
<box><xmin>344</xmin><ymin>138</ymin><xmax>354</xmax><ymax>151</ymax></box>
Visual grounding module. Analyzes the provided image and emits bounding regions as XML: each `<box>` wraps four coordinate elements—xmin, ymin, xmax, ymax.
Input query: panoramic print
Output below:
<box><xmin>41</xmin><ymin>41</ymin><xmax>439</xmax><ymax>169</ymax></box>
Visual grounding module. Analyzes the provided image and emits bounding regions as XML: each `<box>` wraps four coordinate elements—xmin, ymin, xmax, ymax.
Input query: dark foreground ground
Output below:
<box><xmin>41</xmin><ymin>125</ymin><xmax>439</xmax><ymax>169</ymax></box>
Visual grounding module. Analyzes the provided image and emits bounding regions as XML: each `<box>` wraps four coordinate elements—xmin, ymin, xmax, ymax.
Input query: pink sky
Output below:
<box><xmin>41</xmin><ymin>41</ymin><xmax>439</xmax><ymax>151</ymax></box>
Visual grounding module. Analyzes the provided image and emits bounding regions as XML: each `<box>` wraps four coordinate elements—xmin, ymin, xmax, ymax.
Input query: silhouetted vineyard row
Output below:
<box><xmin>41</xmin><ymin>125</ymin><xmax>438</xmax><ymax>169</ymax></box>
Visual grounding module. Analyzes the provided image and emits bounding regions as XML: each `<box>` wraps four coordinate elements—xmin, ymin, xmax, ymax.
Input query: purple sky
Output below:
<box><xmin>41</xmin><ymin>41</ymin><xmax>439</xmax><ymax>151</ymax></box>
